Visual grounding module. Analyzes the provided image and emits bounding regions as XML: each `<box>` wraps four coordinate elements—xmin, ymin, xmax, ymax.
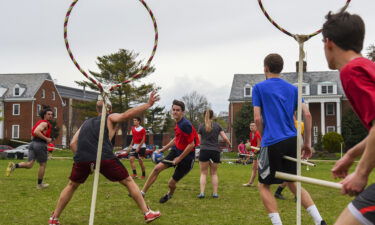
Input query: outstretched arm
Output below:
<box><xmin>109</xmin><ymin>91</ymin><xmax>159</xmax><ymax>124</ymax></box>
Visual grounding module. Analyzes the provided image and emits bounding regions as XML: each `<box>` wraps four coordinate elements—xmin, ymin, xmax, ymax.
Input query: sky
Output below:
<box><xmin>1</xmin><ymin>0</ymin><xmax>374</xmax><ymax>113</ymax></box>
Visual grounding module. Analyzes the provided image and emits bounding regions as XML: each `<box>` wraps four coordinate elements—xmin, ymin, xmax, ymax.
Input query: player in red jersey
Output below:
<box><xmin>128</xmin><ymin>117</ymin><xmax>147</xmax><ymax>179</ymax></box>
<box><xmin>243</xmin><ymin>122</ymin><xmax>261</xmax><ymax>187</ymax></box>
<box><xmin>6</xmin><ymin>107</ymin><xmax>54</xmax><ymax>189</ymax></box>
<box><xmin>323</xmin><ymin>10</ymin><xmax>375</xmax><ymax>225</ymax></box>
<box><xmin>141</xmin><ymin>100</ymin><xmax>199</xmax><ymax>203</ymax></box>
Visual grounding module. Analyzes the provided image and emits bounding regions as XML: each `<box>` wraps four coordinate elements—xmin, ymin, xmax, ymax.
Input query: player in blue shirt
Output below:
<box><xmin>253</xmin><ymin>53</ymin><xmax>326</xmax><ymax>225</ymax></box>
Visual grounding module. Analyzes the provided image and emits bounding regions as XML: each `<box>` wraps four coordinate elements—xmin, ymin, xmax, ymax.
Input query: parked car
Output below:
<box><xmin>5</xmin><ymin>144</ymin><xmax>30</xmax><ymax>157</ymax></box>
<box><xmin>115</xmin><ymin>149</ymin><xmax>129</xmax><ymax>159</ymax></box>
<box><xmin>0</xmin><ymin>145</ymin><xmax>13</xmax><ymax>152</ymax></box>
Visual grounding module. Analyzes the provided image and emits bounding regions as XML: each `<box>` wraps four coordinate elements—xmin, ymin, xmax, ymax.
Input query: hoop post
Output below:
<box><xmin>88</xmin><ymin>100</ymin><xmax>107</xmax><ymax>225</ymax></box>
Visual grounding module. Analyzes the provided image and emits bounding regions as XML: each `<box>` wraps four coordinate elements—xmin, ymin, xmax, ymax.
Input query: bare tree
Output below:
<box><xmin>182</xmin><ymin>91</ymin><xmax>211</xmax><ymax>128</ymax></box>
<box><xmin>366</xmin><ymin>44</ymin><xmax>375</xmax><ymax>61</ymax></box>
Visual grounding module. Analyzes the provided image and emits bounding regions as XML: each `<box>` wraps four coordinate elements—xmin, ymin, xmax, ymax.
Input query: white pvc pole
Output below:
<box><xmin>283</xmin><ymin>156</ymin><xmax>316</xmax><ymax>167</ymax></box>
<box><xmin>275</xmin><ymin>171</ymin><xmax>342</xmax><ymax>189</ymax></box>
<box><xmin>89</xmin><ymin>102</ymin><xmax>107</xmax><ymax>225</ymax></box>
<box><xmin>296</xmin><ymin>37</ymin><xmax>305</xmax><ymax>225</ymax></box>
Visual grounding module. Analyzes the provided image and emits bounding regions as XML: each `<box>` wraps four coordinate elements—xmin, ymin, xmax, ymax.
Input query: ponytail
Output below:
<box><xmin>204</xmin><ymin>109</ymin><xmax>214</xmax><ymax>132</ymax></box>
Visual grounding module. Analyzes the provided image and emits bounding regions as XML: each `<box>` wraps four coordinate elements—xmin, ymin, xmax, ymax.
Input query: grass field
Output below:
<box><xmin>0</xmin><ymin>153</ymin><xmax>372</xmax><ymax>225</ymax></box>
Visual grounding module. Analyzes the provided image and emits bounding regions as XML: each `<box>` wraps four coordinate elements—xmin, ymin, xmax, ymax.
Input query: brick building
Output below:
<box><xmin>0</xmin><ymin>73</ymin><xmax>64</xmax><ymax>144</ymax></box>
<box><xmin>228</xmin><ymin>71</ymin><xmax>352</xmax><ymax>147</ymax></box>
<box><xmin>55</xmin><ymin>84</ymin><xmax>99</xmax><ymax>147</ymax></box>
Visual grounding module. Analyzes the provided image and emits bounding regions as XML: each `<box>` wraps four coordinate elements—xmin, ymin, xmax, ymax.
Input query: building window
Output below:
<box><xmin>293</xmin><ymin>83</ymin><xmax>310</xmax><ymax>95</ymax></box>
<box><xmin>326</xmin><ymin>103</ymin><xmax>335</xmax><ymax>115</ymax></box>
<box><xmin>319</xmin><ymin>82</ymin><xmax>336</xmax><ymax>95</ymax></box>
<box><xmin>37</xmin><ymin>104</ymin><xmax>41</xmax><ymax>115</ymax></box>
<box><xmin>13</xmin><ymin>104</ymin><xmax>20</xmax><ymax>115</ymax></box>
<box><xmin>54</xmin><ymin>107</ymin><xmax>57</xmax><ymax>118</ymax></box>
<box><xmin>244</xmin><ymin>84</ymin><xmax>252</xmax><ymax>97</ymax></box>
<box><xmin>52</xmin><ymin>91</ymin><xmax>55</xmax><ymax>100</ymax></box>
<box><xmin>327</xmin><ymin>126</ymin><xmax>336</xmax><ymax>133</ymax></box>
<box><xmin>313</xmin><ymin>126</ymin><xmax>318</xmax><ymax>136</ymax></box>
<box><xmin>14</xmin><ymin>87</ymin><xmax>20</xmax><ymax>96</ymax></box>
<box><xmin>12</xmin><ymin>125</ymin><xmax>20</xmax><ymax>139</ymax></box>
<box><xmin>42</xmin><ymin>89</ymin><xmax>45</xmax><ymax>98</ymax></box>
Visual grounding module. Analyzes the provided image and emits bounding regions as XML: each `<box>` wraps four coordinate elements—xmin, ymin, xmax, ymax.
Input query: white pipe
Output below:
<box><xmin>275</xmin><ymin>171</ymin><xmax>342</xmax><ymax>189</ymax></box>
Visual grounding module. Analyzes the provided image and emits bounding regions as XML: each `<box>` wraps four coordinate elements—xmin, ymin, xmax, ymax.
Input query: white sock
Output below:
<box><xmin>306</xmin><ymin>205</ymin><xmax>323</xmax><ymax>225</ymax></box>
<box><xmin>268</xmin><ymin>213</ymin><xmax>282</xmax><ymax>225</ymax></box>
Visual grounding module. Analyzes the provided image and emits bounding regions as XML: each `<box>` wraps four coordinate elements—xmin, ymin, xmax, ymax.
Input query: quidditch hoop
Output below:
<box><xmin>257</xmin><ymin>0</ymin><xmax>351</xmax><ymax>40</ymax></box>
<box><xmin>64</xmin><ymin>0</ymin><xmax>158</xmax><ymax>93</ymax></box>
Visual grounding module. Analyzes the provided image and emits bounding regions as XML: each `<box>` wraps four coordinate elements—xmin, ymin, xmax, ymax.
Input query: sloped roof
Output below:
<box><xmin>229</xmin><ymin>71</ymin><xmax>345</xmax><ymax>101</ymax></box>
<box><xmin>56</xmin><ymin>84</ymin><xmax>99</xmax><ymax>101</ymax></box>
<box><xmin>0</xmin><ymin>73</ymin><xmax>52</xmax><ymax>98</ymax></box>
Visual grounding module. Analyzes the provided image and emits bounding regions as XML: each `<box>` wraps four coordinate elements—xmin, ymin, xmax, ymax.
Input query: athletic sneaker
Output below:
<box><xmin>197</xmin><ymin>193</ymin><xmax>205</xmax><ymax>199</ymax></box>
<box><xmin>242</xmin><ymin>183</ymin><xmax>254</xmax><ymax>187</ymax></box>
<box><xmin>159</xmin><ymin>194</ymin><xmax>172</xmax><ymax>203</ymax></box>
<box><xmin>48</xmin><ymin>214</ymin><xmax>60</xmax><ymax>225</ymax></box>
<box><xmin>212</xmin><ymin>193</ymin><xmax>219</xmax><ymax>198</ymax></box>
<box><xmin>144</xmin><ymin>209</ymin><xmax>161</xmax><ymax>223</ymax></box>
<box><xmin>131</xmin><ymin>174</ymin><xmax>138</xmax><ymax>179</ymax></box>
<box><xmin>5</xmin><ymin>162</ymin><xmax>16</xmax><ymax>177</ymax></box>
<box><xmin>37</xmin><ymin>183</ymin><xmax>49</xmax><ymax>189</ymax></box>
<box><xmin>274</xmin><ymin>193</ymin><xmax>286</xmax><ymax>200</ymax></box>
<box><xmin>140</xmin><ymin>176</ymin><xmax>146</xmax><ymax>179</ymax></box>
<box><xmin>320</xmin><ymin>220</ymin><xmax>327</xmax><ymax>225</ymax></box>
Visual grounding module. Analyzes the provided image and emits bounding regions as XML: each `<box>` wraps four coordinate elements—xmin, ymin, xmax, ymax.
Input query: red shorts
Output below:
<box><xmin>69</xmin><ymin>159</ymin><xmax>129</xmax><ymax>183</ymax></box>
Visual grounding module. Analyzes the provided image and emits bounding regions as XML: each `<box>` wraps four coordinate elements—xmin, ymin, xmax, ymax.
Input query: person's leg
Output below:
<box><xmin>287</xmin><ymin>182</ymin><xmax>324</xmax><ymax>225</ymax></box>
<box><xmin>138</xmin><ymin>156</ymin><xmax>146</xmax><ymax>179</ymax></box>
<box><xmin>17</xmin><ymin>160</ymin><xmax>35</xmax><ymax>169</ymax></box>
<box><xmin>210</xmin><ymin>162</ymin><xmax>219</xmax><ymax>196</ymax></box>
<box><xmin>249</xmin><ymin>159</ymin><xmax>258</xmax><ymax>185</ymax></box>
<box><xmin>52</xmin><ymin>181</ymin><xmax>81</xmax><ymax>218</ymax></box>
<box><xmin>258</xmin><ymin>183</ymin><xmax>282</xmax><ymax>225</ymax></box>
<box><xmin>141</xmin><ymin>163</ymin><xmax>168</xmax><ymax>193</ymax></box>
<box><xmin>37</xmin><ymin>162</ymin><xmax>47</xmax><ymax>186</ymax></box>
<box><xmin>168</xmin><ymin>178</ymin><xmax>177</xmax><ymax>196</ymax></box>
<box><xmin>335</xmin><ymin>207</ymin><xmax>363</xmax><ymax>225</ymax></box>
<box><xmin>274</xmin><ymin>182</ymin><xmax>287</xmax><ymax>200</ymax></box>
<box><xmin>129</xmin><ymin>156</ymin><xmax>137</xmax><ymax>178</ymax></box>
<box><xmin>199</xmin><ymin>161</ymin><xmax>209</xmax><ymax>196</ymax></box>
<box><xmin>120</xmin><ymin>177</ymin><xmax>148</xmax><ymax>213</ymax></box>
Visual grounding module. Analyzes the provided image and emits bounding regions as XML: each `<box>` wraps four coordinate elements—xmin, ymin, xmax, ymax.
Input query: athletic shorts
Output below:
<box><xmin>348</xmin><ymin>183</ymin><xmax>375</xmax><ymax>225</ymax></box>
<box><xmin>69</xmin><ymin>158</ymin><xmax>129</xmax><ymax>183</ymax></box>
<box><xmin>163</xmin><ymin>148</ymin><xmax>195</xmax><ymax>182</ymax></box>
<box><xmin>28</xmin><ymin>140</ymin><xmax>48</xmax><ymax>163</ymax></box>
<box><xmin>258</xmin><ymin>136</ymin><xmax>297</xmax><ymax>185</ymax></box>
<box><xmin>129</xmin><ymin>147</ymin><xmax>146</xmax><ymax>158</ymax></box>
<box><xmin>199</xmin><ymin>150</ymin><xmax>221</xmax><ymax>163</ymax></box>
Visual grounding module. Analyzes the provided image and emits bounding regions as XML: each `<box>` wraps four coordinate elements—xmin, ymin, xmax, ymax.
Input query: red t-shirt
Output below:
<box><xmin>250</xmin><ymin>131</ymin><xmax>261</xmax><ymax>147</ymax></box>
<box><xmin>131</xmin><ymin>126</ymin><xmax>146</xmax><ymax>144</ymax></box>
<box><xmin>340</xmin><ymin>57</ymin><xmax>375</xmax><ymax>130</ymax></box>
<box><xmin>174</xmin><ymin>117</ymin><xmax>199</xmax><ymax>151</ymax></box>
<box><xmin>31</xmin><ymin>120</ymin><xmax>52</xmax><ymax>138</ymax></box>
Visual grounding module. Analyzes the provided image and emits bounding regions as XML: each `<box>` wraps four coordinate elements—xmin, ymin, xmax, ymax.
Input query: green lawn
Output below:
<box><xmin>0</xmin><ymin>157</ymin><xmax>371</xmax><ymax>225</ymax></box>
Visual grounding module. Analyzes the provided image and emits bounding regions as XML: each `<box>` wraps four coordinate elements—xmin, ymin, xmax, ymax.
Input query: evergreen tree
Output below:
<box><xmin>341</xmin><ymin>109</ymin><xmax>367</xmax><ymax>150</ymax></box>
<box><xmin>75</xmin><ymin>49</ymin><xmax>159</xmax><ymax>147</ymax></box>
<box><xmin>233</xmin><ymin>102</ymin><xmax>253</xmax><ymax>146</ymax></box>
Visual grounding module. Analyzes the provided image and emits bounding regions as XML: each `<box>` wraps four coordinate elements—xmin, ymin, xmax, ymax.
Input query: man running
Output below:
<box><xmin>141</xmin><ymin>99</ymin><xmax>199</xmax><ymax>203</ymax></box>
<box><xmin>6</xmin><ymin>107</ymin><xmax>54</xmax><ymax>189</ymax></box>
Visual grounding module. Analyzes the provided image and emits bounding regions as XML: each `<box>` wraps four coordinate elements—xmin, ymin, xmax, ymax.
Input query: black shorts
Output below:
<box><xmin>163</xmin><ymin>148</ymin><xmax>195</xmax><ymax>182</ymax></box>
<box><xmin>199</xmin><ymin>150</ymin><xmax>220</xmax><ymax>163</ymax></box>
<box><xmin>348</xmin><ymin>183</ymin><xmax>375</xmax><ymax>224</ymax></box>
<box><xmin>258</xmin><ymin>137</ymin><xmax>297</xmax><ymax>185</ymax></box>
<box><xmin>129</xmin><ymin>147</ymin><xmax>146</xmax><ymax>158</ymax></box>
<box><xmin>69</xmin><ymin>158</ymin><xmax>129</xmax><ymax>183</ymax></box>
